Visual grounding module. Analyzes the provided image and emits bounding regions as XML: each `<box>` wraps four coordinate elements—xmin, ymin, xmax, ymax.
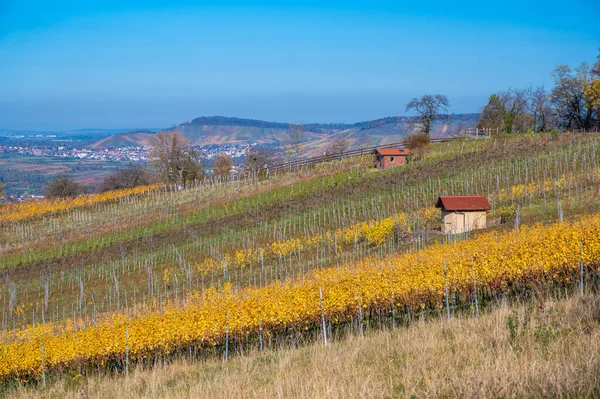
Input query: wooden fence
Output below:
<box><xmin>265</xmin><ymin>137</ymin><xmax>453</xmax><ymax>174</ymax></box>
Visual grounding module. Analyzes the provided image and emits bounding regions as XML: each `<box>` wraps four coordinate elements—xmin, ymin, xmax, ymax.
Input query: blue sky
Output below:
<box><xmin>0</xmin><ymin>0</ymin><xmax>598</xmax><ymax>130</ymax></box>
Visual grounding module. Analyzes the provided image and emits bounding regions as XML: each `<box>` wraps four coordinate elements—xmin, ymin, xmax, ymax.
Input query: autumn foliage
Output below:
<box><xmin>0</xmin><ymin>184</ymin><xmax>161</xmax><ymax>223</ymax></box>
<box><xmin>1</xmin><ymin>213</ymin><xmax>599</xmax><ymax>382</ymax></box>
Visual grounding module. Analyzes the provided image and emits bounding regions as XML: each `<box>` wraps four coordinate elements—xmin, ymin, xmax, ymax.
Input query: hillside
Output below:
<box><xmin>299</xmin><ymin>113</ymin><xmax>480</xmax><ymax>157</ymax></box>
<box><xmin>89</xmin><ymin>114</ymin><xmax>480</xmax><ymax>150</ymax></box>
<box><xmin>1</xmin><ymin>132</ymin><xmax>599</xmax><ymax>396</ymax></box>
<box><xmin>88</xmin><ymin>130</ymin><xmax>156</xmax><ymax>149</ymax></box>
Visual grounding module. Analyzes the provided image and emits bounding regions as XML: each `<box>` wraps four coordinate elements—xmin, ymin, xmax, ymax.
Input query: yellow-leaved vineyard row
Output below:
<box><xmin>1</xmin><ymin>213</ymin><xmax>600</xmax><ymax>381</ymax></box>
<box><xmin>0</xmin><ymin>184</ymin><xmax>161</xmax><ymax>224</ymax></box>
<box><xmin>193</xmin><ymin>209</ymin><xmax>437</xmax><ymax>275</ymax></box>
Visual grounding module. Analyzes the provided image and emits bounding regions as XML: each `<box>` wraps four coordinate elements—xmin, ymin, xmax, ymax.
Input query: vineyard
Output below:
<box><xmin>1</xmin><ymin>213</ymin><xmax>600</xmax><ymax>381</ymax></box>
<box><xmin>0</xmin><ymin>184</ymin><xmax>162</xmax><ymax>224</ymax></box>
<box><xmin>0</xmin><ymin>132</ymin><xmax>600</xmax><ymax>387</ymax></box>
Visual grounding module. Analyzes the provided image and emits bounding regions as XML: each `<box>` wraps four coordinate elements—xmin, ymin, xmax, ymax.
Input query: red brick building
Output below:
<box><xmin>372</xmin><ymin>148</ymin><xmax>410</xmax><ymax>170</ymax></box>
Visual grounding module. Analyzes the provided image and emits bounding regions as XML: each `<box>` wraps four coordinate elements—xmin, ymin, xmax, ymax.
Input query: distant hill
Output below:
<box><xmin>89</xmin><ymin>114</ymin><xmax>480</xmax><ymax>153</ymax></box>
<box><xmin>88</xmin><ymin>130</ymin><xmax>157</xmax><ymax>148</ymax></box>
<box><xmin>299</xmin><ymin>114</ymin><xmax>479</xmax><ymax>157</ymax></box>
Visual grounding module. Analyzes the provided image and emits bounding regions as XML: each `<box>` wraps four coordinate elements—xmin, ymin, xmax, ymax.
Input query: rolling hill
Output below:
<box><xmin>88</xmin><ymin>130</ymin><xmax>156</xmax><ymax>148</ymax></box>
<box><xmin>89</xmin><ymin>114</ymin><xmax>480</xmax><ymax>151</ymax></box>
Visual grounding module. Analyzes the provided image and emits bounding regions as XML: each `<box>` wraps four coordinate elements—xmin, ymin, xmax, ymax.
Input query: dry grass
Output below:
<box><xmin>9</xmin><ymin>293</ymin><xmax>600</xmax><ymax>399</ymax></box>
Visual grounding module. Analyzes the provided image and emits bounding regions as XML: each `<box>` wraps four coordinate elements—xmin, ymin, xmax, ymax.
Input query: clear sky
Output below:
<box><xmin>0</xmin><ymin>0</ymin><xmax>598</xmax><ymax>130</ymax></box>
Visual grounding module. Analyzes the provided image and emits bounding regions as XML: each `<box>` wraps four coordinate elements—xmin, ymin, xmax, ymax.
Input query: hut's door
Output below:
<box><xmin>456</xmin><ymin>213</ymin><xmax>465</xmax><ymax>233</ymax></box>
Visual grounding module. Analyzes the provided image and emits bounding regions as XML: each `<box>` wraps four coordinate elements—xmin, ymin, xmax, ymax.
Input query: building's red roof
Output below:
<box><xmin>372</xmin><ymin>148</ymin><xmax>410</xmax><ymax>156</ymax></box>
<box><xmin>435</xmin><ymin>196</ymin><xmax>491</xmax><ymax>211</ymax></box>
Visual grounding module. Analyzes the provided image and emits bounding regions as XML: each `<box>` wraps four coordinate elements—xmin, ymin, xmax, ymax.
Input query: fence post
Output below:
<box><xmin>319</xmin><ymin>287</ymin><xmax>327</xmax><ymax>345</ymax></box>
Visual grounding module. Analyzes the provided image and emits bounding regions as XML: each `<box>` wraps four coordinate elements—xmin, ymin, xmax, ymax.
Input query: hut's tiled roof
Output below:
<box><xmin>372</xmin><ymin>148</ymin><xmax>410</xmax><ymax>156</ymax></box>
<box><xmin>435</xmin><ymin>196</ymin><xmax>491</xmax><ymax>211</ymax></box>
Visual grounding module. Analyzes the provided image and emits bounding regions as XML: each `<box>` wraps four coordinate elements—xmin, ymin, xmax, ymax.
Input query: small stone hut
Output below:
<box><xmin>372</xmin><ymin>148</ymin><xmax>410</xmax><ymax>170</ymax></box>
<box><xmin>435</xmin><ymin>196</ymin><xmax>491</xmax><ymax>234</ymax></box>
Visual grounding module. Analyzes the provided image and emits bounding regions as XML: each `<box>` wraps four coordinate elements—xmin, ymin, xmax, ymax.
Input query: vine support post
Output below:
<box><xmin>443</xmin><ymin>261</ymin><xmax>450</xmax><ymax>321</ymax></box>
<box><xmin>358</xmin><ymin>283</ymin><xmax>364</xmax><ymax>336</ymax></box>
<box><xmin>391</xmin><ymin>292</ymin><xmax>396</xmax><ymax>330</ymax></box>
<box><xmin>471</xmin><ymin>258</ymin><xmax>479</xmax><ymax>317</ymax></box>
<box><xmin>259</xmin><ymin>320</ymin><xmax>264</xmax><ymax>353</ymax></box>
<box><xmin>125</xmin><ymin>327</ymin><xmax>129</xmax><ymax>376</ymax></box>
<box><xmin>41</xmin><ymin>343</ymin><xmax>46</xmax><ymax>388</ymax></box>
<box><xmin>225</xmin><ymin>311</ymin><xmax>230</xmax><ymax>362</ymax></box>
<box><xmin>558</xmin><ymin>200</ymin><xmax>564</xmax><ymax>222</ymax></box>
<box><xmin>319</xmin><ymin>287</ymin><xmax>327</xmax><ymax>345</ymax></box>
<box><xmin>579</xmin><ymin>238</ymin><xmax>584</xmax><ymax>297</ymax></box>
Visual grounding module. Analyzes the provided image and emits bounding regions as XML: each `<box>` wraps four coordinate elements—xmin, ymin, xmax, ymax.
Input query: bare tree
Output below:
<box><xmin>244</xmin><ymin>146</ymin><xmax>276</xmax><ymax>174</ymax></box>
<box><xmin>46</xmin><ymin>176</ymin><xmax>85</xmax><ymax>198</ymax></box>
<box><xmin>480</xmin><ymin>88</ymin><xmax>555</xmax><ymax>134</ymax></box>
<box><xmin>499</xmin><ymin>89</ymin><xmax>529</xmax><ymax>133</ymax></box>
<box><xmin>285</xmin><ymin>123</ymin><xmax>306</xmax><ymax>160</ymax></box>
<box><xmin>150</xmin><ymin>131</ymin><xmax>205</xmax><ymax>186</ymax></box>
<box><xmin>587</xmin><ymin>49</ymin><xmax>600</xmax><ymax>129</ymax></box>
<box><xmin>325</xmin><ymin>131</ymin><xmax>351</xmax><ymax>159</ymax></box>
<box><xmin>213</xmin><ymin>154</ymin><xmax>233</xmax><ymax>179</ymax></box>
<box><xmin>98</xmin><ymin>166</ymin><xmax>155</xmax><ymax>192</ymax></box>
<box><xmin>526</xmin><ymin>85</ymin><xmax>555</xmax><ymax>132</ymax></box>
<box><xmin>405</xmin><ymin>94</ymin><xmax>450</xmax><ymax>135</ymax></box>
<box><xmin>447</xmin><ymin>121</ymin><xmax>466</xmax><ymax>137</ymax></box>
<box><xmin>550</xmin><ymin>63</ymin><xmax>595</xmax><ymax>130</ymax></box>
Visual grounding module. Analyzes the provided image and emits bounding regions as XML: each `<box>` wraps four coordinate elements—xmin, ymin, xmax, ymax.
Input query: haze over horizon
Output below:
<box><xmin>1</xmin><ymin>0</ymin><xmax>598</xmax><ymax>131</ymax></box>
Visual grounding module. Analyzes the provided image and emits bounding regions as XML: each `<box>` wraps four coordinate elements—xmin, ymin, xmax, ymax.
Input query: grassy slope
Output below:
<box><xmin>9</xmin><ymin>293</ymin><xmax>600</xmax><ymax>398</ymax></box>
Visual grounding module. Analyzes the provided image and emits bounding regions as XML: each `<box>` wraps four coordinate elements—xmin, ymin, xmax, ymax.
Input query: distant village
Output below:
<box><xmin>0</xmin><ymin>143</ymin><xmax>254</xmax><ymax>163</ymax></box>
<box><xmin>0</xmin><ymin>139</ymin><xmax>259</xmax><ymax>201</ymax></box>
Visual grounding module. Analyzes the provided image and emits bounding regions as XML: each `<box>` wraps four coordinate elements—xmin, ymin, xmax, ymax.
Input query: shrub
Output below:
<box><xmin>549</xmin><ymin>129</ymin><xmax>560</xmax><ymax>141</ymax></box>
<box><xmin>496</xmin><ymin>204</ymin><xmax>516</xmax><ymax>224</ymax></box>
<box><xmin>244</xmin><ymin>146</ymin><xmax>276</xmax><ymax>175</ymax></box>
<box><xmin>213</xmin><ymin>154</ymin><xmax>233</xmax><ymax>179</ymax></box>
<box><xmin>404</xmin><ymin>133</ymin><xmax>430</xmax><ymax>151</ymax></box>
<box><xmin>324</xmin><ymin>133</ymin><xmax>351</xmax><ymax>160</ymax></box>
<box><xmin>46</xmin><ymin>176</ymin><xmax>85</xmax><ymax>198</ymax></box>
<box><xmin>98</xmin><ymin>166</ymin><xmax>155</xmax><ymax>192</ymax></box>
<box><xmin>151</xmin><ymin>131</ymin><xmax>206</xmax><ymax>185</ymax></box>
